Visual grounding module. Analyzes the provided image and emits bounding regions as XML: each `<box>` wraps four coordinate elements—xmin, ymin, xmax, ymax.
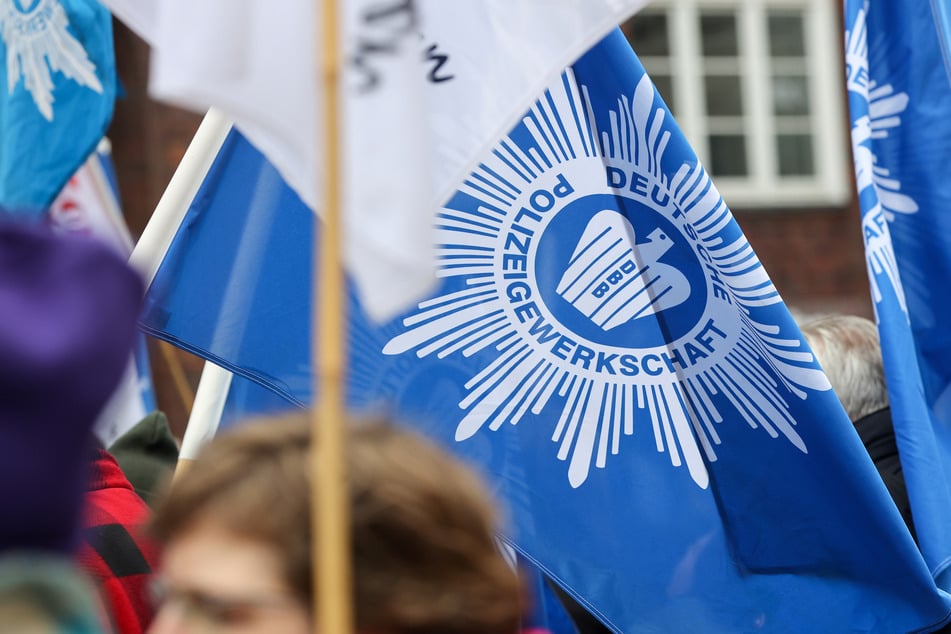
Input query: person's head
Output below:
<box><xmin>801</xmin><ymin>315</ymin><xmax>888</xmax><ymax>422</ymax></box>
<box><xmin>0</xmin><ymin>221</ymin><xmax>141</xmax><ymax>555</ymax></box>
<box><xmin>0</xmin><ymin>555</ymin><xmax>105</xmax><ymax>634</ymax></box>
<box><xmin>147</xmin><ymin>415</ymin><xmax>521</xmax><ymax>634</ymax></box>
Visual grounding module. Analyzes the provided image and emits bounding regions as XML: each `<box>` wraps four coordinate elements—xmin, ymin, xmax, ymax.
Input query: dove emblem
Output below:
<box><xmin>557</xmin><ymin>211</ymin><xmax>690</xmax><ymax>331</ymax></box>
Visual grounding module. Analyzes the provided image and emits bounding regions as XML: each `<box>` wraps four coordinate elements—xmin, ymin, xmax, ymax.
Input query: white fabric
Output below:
<box><xmin>104</xmin><ymin>0</ymin><xmax>650</xmax><ymax>320</ymax></box>
<box><xmin>49</xmin><ymin>151</ymin><xmax>148</xmax><ymax>446</ymax></box>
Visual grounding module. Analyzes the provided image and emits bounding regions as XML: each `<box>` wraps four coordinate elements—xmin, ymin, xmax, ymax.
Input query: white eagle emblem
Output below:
<box><xmin>0</xmin><ymin>0</ymin><xmax>103</xmax><ymax>121</ymax></box>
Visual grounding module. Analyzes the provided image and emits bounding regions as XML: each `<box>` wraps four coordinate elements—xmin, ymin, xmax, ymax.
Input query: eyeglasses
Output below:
<box><xmin>149</xmin><ymin>577</ymin><xmax>303</xmax><ymax>631</ymax></box>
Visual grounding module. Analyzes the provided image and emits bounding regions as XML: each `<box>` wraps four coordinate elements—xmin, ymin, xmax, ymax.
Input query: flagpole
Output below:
<box><xmin>313</xmin><ymin>0</ymin><xmax>353</xmax><ymax>633</ymax></box>
<box><xmin>128</xmin><ymin>107</ymin><xmax>232</xmax><ymax>480</ymax></box>
<box><xmin>174</xmin><ymin>361</ymin><xmax>233</xmax><ymax>480</ymax></box>
<box><xmin>128</xmin><ymin>108</ymin><xmax>232</xmax><ymax>287</ymax></box>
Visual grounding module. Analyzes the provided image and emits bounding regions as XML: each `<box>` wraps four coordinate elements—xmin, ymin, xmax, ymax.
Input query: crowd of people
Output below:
<box><xmin>0</xmin><ymin>221</ymin><xmax>568</xmax><ymax>633</ymax></box>
<box><xmin>0</xmin><ymin>220</ymin><xmax>925</xmax><ymax>634</ymax></box>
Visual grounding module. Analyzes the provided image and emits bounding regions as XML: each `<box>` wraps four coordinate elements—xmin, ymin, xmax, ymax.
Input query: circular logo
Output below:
<box><xmin>383</xmin><ymin>66</ymin><xmax>812</xmax><ymax>489</ymax></box>
<box><xmin>489</xmin><ymin>158</ymin><xmax>741</xmax><ymax>384</ymax></box>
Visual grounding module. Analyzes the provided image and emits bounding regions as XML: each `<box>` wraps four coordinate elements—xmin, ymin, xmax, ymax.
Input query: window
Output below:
<box><xmin>622</xmin><ymin>0</ymin><xmax>848</xmax><ymax>208</ymax></box>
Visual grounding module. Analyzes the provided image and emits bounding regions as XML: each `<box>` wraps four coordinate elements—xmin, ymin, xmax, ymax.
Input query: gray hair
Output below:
<box><xmin>800</xmin><ymin>315</ymin><xmax>888</xmax><ymax>421</ymax></box>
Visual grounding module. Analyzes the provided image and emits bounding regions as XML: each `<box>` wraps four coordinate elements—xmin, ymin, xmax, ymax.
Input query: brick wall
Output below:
<box><xmin>735</xmin><ymin>204</ymin><xmax>873</xmax><ymax>320</ymax></box>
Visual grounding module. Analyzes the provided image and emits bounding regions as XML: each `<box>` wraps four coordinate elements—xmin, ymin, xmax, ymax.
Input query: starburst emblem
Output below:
<box><xmin>846</xmin><ymin>1</ymin><xmax>917</xmax><ymax>314</ymax></box>
<box><xmin>0</xmin><ymin>0</ymin><xmax>103</xmax><ymax>121</ymax></box>
<box><xmin>382</xmin><ymin>69</ymin><xmax>828</xmax><ymax>489</ymax></box>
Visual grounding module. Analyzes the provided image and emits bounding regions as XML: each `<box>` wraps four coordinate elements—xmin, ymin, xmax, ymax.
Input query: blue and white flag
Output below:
<box><xmin>219</xmin><ymin>373</ymin><xmax>298</xmax><ymax>431</ymax></box>
<box><xmin>48</xmin><ymin>142</ymin><xmax>156</xmax><ymax>446</ymax></box>
<box><xmin>142</xmin><ymin>30</ymin><xmax>951</xmax><ymax>632</ymax></box>
<box><xmin>104</xmin><ymin>0</ymin><xmax>652</xmax><ymax>320</ymax></box>
<box><xmin>0</xmin><ymin>0</ymin><xmax>116</xmax><ymax>212</ymax></box>
<box><xmin>518</xmin><ymin>554</ymin><xmax>579</xmax><ymax>634</ymax></box>
<box><xmin>845</xmin><ymin>0</ymin><xmax>951</xmax><ymax>590</ymax></box>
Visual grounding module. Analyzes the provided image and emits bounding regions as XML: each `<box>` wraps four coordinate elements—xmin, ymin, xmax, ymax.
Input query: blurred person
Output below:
<box><xmin>147</xmin><ymin>414</ymin><xmax>523</xmax><ymax>634</ymax></box>
<box><xmin>0</xmin><ymin>555</ymin><xmax>105</xmax><ymax>634</ymax></box>
<box><xmin>108</xmin><ymin>411</ymin><xmax>179</xmax><ymax>508</ymax></box>
<box><xmin>0</xmin><ymin>219</ymin><xmax>151</xmax><ymax>632</ymax></box>
<box><xmin>0</xmin><ymin>219</ymin><xmax>141</xmax><ymax>555</ymax></box>
<box><xmin>801</xmin><ymin>315</ymin><xmax>887</xmax><ymax>422</ymax></box>
<box><xmin>78</xmin><ymin>441</ymin><xmax>159</xmax><ymax>634</ymax></box>
<box><xmin>801</xmin><ymin>314</ymin><xmax>914</xmax><ymax>535</ymax></box>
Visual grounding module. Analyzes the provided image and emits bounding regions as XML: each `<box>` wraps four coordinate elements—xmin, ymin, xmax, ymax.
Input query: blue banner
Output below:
<box><xmin>0</xmin><ymin>0</ymin><xmax>116</xmax><ymax>211</ymax></box>
<box><xmin>143</xmin><ymin>30</ymin><xmax>951</xmax><ymax>632</ymax></box>
<box><xmin>845</xmin><ymin>0</ymin><xmax>951</xmax><ymax>590</ymax></box>
<box><xmin>219</xmin><ymin>373</ymin><xmax>298</xmax><ymax>430</ymax></box>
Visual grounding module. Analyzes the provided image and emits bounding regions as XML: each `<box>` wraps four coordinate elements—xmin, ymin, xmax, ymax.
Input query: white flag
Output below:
<box><xmin>49</xmin><ymin>146</ymin><xmax>155</xmax><ymax>446</ymax></box>
<box><xmin>103</xmin><ymin>0</ymin><xmax>650</xmax><ymax>319</ymax></box>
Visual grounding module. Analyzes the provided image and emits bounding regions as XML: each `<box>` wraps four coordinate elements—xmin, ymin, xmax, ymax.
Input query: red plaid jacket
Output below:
<box><xmin>77</xmin><ymin>449</ymin><xmax>159</xmax><ymax>634</ymax></box>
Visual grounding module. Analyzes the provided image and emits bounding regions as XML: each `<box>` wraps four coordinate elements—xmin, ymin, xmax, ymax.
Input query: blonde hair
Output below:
<box><xmin>801</xmin><ymin>315</ymin><xmax>888</xmax><ymax>421</ymax></box>
<box><xmin>152</xmin><ymin>415</ymin><xmax>521</xmax><ymax>634</ymax></box>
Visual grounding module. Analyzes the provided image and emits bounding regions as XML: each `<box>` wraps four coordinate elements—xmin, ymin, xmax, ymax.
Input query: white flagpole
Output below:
<box><xmin>129</xmin><ymin>107</ymin><xmax>234</xmax><ymax>476</ymax></box>
<box><xmin>175</xmin><ymin>361</ymin><xmax>234</xmax><ymax>478</ymax></box>
<box><xmin>129</xmin><ymin>108</ymin><xmax>232</xmax><ymax>288</ymax></box>
<box><xmin>87</xmin><ymin>138</ymin><xmax>136</xmax><ymax>254</ymax></box>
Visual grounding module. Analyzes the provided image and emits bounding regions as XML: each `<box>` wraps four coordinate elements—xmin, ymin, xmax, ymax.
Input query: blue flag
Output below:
<box><xmin>0</xmin><ymin>0</ymin><xmax>116</xmax><ymax>211</ymax></box>
<box><xmin>518</xmin><ymin>554</ymin><xmax>579</xmax><ymax>634</ymax></box>
<box><xmin>845</xmin><ymin>0</ymin><xmax>951</xmax><ymax>590</ymax></box>
<box><xmin>219</xmin><ymin>373</ymin><xmax>298</xmax><ymax>430</ymax></box>
<box><xmin>143</xmin><ymin>30</ymin><xmax>951</xmax><ymax>632</ymax></box>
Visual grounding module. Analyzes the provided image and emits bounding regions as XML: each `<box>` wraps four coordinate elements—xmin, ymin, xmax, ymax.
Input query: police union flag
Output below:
<box><xmin>0</xmin><ymin>0</ymin><xmax>116</xmax><ymax>211</ymax></box>
<box><xmin>142</xmin><ymin>29</ymin><xmax>951</xmax><ymax>632</ymax></box>
<box><xmin>845</xmin><ymin>0</ymin><xmax>951</xmax><ymax>593</ymax></box>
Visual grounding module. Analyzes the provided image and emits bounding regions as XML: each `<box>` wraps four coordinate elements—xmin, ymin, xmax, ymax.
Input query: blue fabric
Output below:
<box><xmin>143</xmin><ymin>30</ymin><xmax>951</xmax><ymax>633</ymax></box>
<box><xmin>0</xmin><ymin>0</ymin><xmax>116</xmax><ymax>212</ymax></box>
<box><xmin>219</xmin><ymin>373</ymin><xmax>299</xmax><ymax>429</ymax></box>
<box><xmin>519</xmin><ymin>555</ymin><xmax>579</xmax><ymax>634</ymax></box>
<box><xmin>845</xmin><ymin>0</ymin><xmax>951</xmax><ymax>590</ymax></box>
<box><xmin>95</xmin><ymin>144</ymin><xmax>121</xmax><ymax>205</ymax></box>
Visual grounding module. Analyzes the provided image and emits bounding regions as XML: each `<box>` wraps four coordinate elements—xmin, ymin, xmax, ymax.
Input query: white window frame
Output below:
<box><xmin>636</xmin><ymin>0</ymin><xmax>849</xmax><ymax>208</ymax></box>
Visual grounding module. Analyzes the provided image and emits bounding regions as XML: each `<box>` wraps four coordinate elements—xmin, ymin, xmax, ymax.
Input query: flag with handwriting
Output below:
<box><xmin>103</xmin><ymin>0</ymin><xmax>653</xmax><ymax>319</ymax></box>
<box><xmin>140</xmin><ymin>30</ymin><xmax>951</xmax><ymax>632</ymax></box>
<box><xmin>845</xmin><ymin>0</ymin><xmax>951</xmax><ymax>591</ymax></box>
<box><xmin>0</xmin><ymin>0</ymin><xmax>116</xmax><ymax>211</ymax></box>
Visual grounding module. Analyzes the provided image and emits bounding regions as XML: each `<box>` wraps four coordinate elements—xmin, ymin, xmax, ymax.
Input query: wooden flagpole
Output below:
<box><xmin>313</xmin><ymin>0</ymin><xmax>353</xmax><ymax>632</ymax></box>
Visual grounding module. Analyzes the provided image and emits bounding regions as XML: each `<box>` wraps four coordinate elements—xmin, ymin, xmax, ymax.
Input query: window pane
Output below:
<box><xmin>701</xmin><ymin>13</ymin><xmax>739</xmax><ymax>57</ymax></box>
<box><xmin>709</xmin><ymin>134</ymin><xmax>748</xmax><ymax>176</ymax></box>
<box><xmin>772</xmin><ymin>75</ymin><xmax>810</xmax><ymax>115</ymax></box>
<box><xmin>777</xmin><ymin>134</ymin><xmax>814</xmax><ymax>175</ymax></box>
<box><xmin>652</xmin><ymin>75</ymin><xmax>675</xmax><ymax>113</ymax></box>
<box><xmin>768</xmin><ymin>12</ymin><xmax>806</xmax><ymax>57</ymax></box>
<box><xmin>705</xmin><ymin>75</ymin><xmax>743</xmax><ymax>116</ymax></box>
<box><xmin>623</xmin><ymin>12</ymin><xmax>669</xmax><ymax>57</ymax></box>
